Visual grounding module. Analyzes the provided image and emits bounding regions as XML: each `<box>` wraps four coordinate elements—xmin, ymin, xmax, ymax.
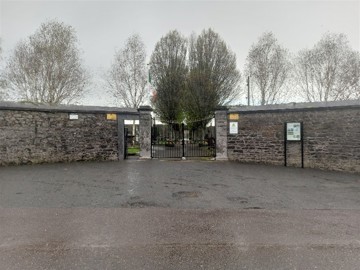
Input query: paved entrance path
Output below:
<box><xmin>1</xmin><ymin>160</ymin><xmax>360</xmax><ymax>269</ymax></box>
<box><xmin>1</xmin><ymin>160</ymin><xmax>359</xmax><ymax>209</ymax></box>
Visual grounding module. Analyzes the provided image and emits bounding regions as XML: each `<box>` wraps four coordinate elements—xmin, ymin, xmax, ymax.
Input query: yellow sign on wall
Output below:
<box><xmin>106</xmin><ymin>113</ymin><xmax>117</xmax><ymax>120</ymax></box>
<box><xmin>229</xmin><ymin>113</ymin><xmax>239</xmax><ymax>120</ymax></box>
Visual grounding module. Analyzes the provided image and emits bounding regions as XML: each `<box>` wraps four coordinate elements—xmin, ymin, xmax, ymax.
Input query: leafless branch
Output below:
<box><xmin>107</xmin><ymin>34</ymin><xmax>148</xmax><ymax>108</ymax></box>
<box><xmin>245</xmin><ymin>32</ymin><xmax>292</xmax><ymax>105</ymax></box>
<box><xmin>3</xmin><ymin>20</ymin><xmax>89</xmax><ymax>105</ymax></box>
<box><xmin>294</xmin><ymin>33</ymin><xmax>360</xmax><ymax>102</ymax></box>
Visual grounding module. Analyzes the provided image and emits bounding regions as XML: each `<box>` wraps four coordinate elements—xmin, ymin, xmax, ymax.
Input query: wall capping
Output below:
<box><xmin>229</xmin><ymin>100</ymin><xmax>360</xmax><ymax>114</ymax></box>
<box><xmin>215</xmin><ymin>106</ymin><xmax>229</xmax><ymax>111</ymax></box>
<box><xmin>0</xmin><ymin>101</ymin><xmax>139</xmax><ymax>115</ymax></box>
<box><xmin>138</xmin><ymin>105</ymin><xmax>153</xmax><ymax>112</ymax></box>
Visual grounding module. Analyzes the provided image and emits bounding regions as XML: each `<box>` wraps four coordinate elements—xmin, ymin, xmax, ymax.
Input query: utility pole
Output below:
<box><xmin>147</xmin><ymin>63</ymin><xmax>151</xmax><ymax>83</ymax></box>
<box><xmin>247</xmin><ymin>76</ymin><xmax>250</xmax><ymax>106</ymax></box>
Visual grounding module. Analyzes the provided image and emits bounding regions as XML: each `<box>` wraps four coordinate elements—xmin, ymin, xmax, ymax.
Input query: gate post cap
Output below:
<box><xmin>138</xmin><ymin>106</ymin><xmax>153</xmax><ymax>112</ymax></box>
<box><xmin>215</xmin><ymin>106</ymin><xmax>229</xmax><ymax>111</ymax></box>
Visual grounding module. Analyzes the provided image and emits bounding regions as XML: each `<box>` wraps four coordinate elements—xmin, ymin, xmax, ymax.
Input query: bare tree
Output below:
<box><xmin>150</xmin><ymin>30</ymin><xmax>188</xmax><ymax>123</ymax></box>
<box><xmin>184</xmin><ymin>29</ymin><xmax>241</xmax><ymax>127</ymax></box>
<box><xmin>245</xmin><ymin>32</ymin><xmax>292</xmax><ymax>105</ymax></box>
<box><xmin>0</xmin><ymin>78</ymin><xmax>7</xmax><ymax>100</ymax></box>
<box><xmin>107</xmin><ymin>34</ymin><xmax>148</xmax><ymax>108</ymax></box>
<box><xmin>295</xmin><ymin>33</ymin><xmax>360</xmax><ymax>102</ymax></box>
<box><xmin>3</xmin><ymin>20</ymin><xmax>89</xmax><ymax>105</ymax></box>
<box><xmin>0</xmin><ymin>39</ymin><xmax>7</xmax><ymax>100</ymax></box>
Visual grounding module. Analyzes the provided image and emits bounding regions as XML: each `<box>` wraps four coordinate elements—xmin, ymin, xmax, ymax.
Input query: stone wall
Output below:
<box><xmin>2</xmin><ymin>100</ymin><xmax>359</xmax><ymax>172</ymax></box>
<box><xmin>0</xmin><ymin>102</ymin><xmax>138</xmax><ymax>165</ymax></box>
<box><xmin>227</xmin><ymin>100</ymin><xmax>360</xmax><ymax>173</ymax></box>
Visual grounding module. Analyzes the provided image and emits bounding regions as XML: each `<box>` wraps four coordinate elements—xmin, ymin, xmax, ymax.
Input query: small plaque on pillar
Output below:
<box><xmin>229</xmin><ymin>113</ymin><xmax>239</xmax><ymax>120</ymax></box>
<box><xmin>106</xmin><ymin>113</ymin><xmax>117</xmax><ymax>120</ymax></box>
<box><xmin>69</xmin><ymin>114</ymin><xmax>78</xmax><ymax>120</ymax></box>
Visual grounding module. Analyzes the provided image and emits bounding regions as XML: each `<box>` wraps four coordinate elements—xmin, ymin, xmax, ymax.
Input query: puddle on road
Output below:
<box><xmin>124</xmin><ymin>201</ymin><xmax>160</xmax><ymax>208</ymax></box>
<box><xmin>172</xmin><ymin>191</ymin><xmax>202</xmax><ymax>199</ymax></box>
<box><xmin>121</xmin><ymin>196</ymin><xmax>165</xmax><ymax>208</ymax></box>
<box><xmin>227</xmin><ymin>197</ymin><xmax>248</xmax><ymax>203</ymax></box>
<box><xmin>226</xmin><ymin>197</ymin><xmax>264</xmax><ymax>209</ymax></box>
<box><xmin>212</xmin><ymin>183</ymin><xmax>229</xmax><ymax>188</ymax></box>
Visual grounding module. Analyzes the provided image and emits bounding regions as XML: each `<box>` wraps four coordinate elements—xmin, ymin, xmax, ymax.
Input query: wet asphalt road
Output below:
<box><xmin>1</xmin><ymin>160</ymin><xmax>360</xmax><ymax>269</ymax></box>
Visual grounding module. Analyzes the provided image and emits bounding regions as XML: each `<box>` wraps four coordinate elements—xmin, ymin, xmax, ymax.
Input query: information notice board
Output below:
<box><xmin>229</xmin><ymin>122</ymin><xmax>238</xmax><ymax>134</ymax></box>
<box><xmin>284</xmin><ymin>122</ymin><xmax>304</xmax><ymax>168</ymax></box>
<box><xmin>286</xmin><ymin>122</ymin><xmax>301</xmax><ymax>141</ymax></box>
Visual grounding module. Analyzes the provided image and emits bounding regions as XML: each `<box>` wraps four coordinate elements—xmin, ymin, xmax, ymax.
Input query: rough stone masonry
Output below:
<box><xmin>226</xmin><ymin>100</ymin><xmax>360</xmax><ymax>173</ymax></box>
<box><xmin>0</xmin><ymin>100</ymin><xmax>359</xmax><ymax>173</ymax></box>
<box><xmin>0</xmin><ymin>102</ymin><xmax>137</xmax><ymax>165</ymax></box>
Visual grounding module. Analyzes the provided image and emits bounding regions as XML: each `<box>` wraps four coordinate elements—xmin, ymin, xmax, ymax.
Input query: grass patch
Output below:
<box><xmin>127</xmin><ymin>147</ymin><xmax>140</xmax><ymax>155</ymax></box>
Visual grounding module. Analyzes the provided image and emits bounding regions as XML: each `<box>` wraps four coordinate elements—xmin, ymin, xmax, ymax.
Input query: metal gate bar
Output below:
<box><xmin>151</xmin><ymin>118</ymin><xmax>215</xmax><ymax>159</ymax></box>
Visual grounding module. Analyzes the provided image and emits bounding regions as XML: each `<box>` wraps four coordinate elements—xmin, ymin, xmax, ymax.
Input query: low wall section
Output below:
<box><xmin>227</xmin><ymin>100</ymin><xmax>360</xmax><ymax>173</ymax></box>
<box><xmin>0</xmin><ymin>102</ymin><xmax>137</xmax><ymax>165</ymax></box>
<box><xmin>1</xmin><ymin>100</ymin><xmax>359</xmax><ymax>173</ymax></box>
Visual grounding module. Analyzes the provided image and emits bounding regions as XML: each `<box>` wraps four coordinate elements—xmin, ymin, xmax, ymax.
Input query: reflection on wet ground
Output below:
<box><xmin>1</xmin><ymin>159</ymin><xmax>359</xmax><ymax>209</ymax></box>
<box><xmin>1</xmin><ymin>160</ymin><xmax>360</xmax><ymax>269</ymax></box>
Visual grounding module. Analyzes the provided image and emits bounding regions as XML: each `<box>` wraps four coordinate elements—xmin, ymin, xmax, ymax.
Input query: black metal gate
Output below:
<box><xmin>151</xmin><ymin>118</ymin><xmax>216</xmax><ymax>158</ymax></box>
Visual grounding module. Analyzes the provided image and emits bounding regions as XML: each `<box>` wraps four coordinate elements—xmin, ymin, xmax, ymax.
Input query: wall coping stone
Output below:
<box><xmin>229</xmin><ymin>100</ymin><xmax>360</xmax><ymax>114</ymax></box>
<box><xmin>138</xmin><ymin>106</ymin><xmax>153</xmax><ymax>112</ymax></box>
<box><xmin>0</xmin><ymin>101</ymin><xmax>138</xmax><ymax>115</ymax></box>
<box><xmin>215</xmin><ymin>106</ymin><xmax>229</xmax><ymax>111</ymax></box>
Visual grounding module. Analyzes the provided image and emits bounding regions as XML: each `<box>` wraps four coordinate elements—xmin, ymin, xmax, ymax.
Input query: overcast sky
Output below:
<box><xmin>0</xmin><ymin>0</ymin><xmax>359</xmax><ymax>106</ymax></box>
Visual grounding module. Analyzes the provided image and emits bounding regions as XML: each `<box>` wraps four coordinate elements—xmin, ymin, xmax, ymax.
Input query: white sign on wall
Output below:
<box><xmin>286</xmin><ymin>122</ymin><xmax>301</xmax><ymax>141</ymax></box>
<box><xmin>69</xmin><ymin>114</ymin><xmax>78</xmax><ymax>120</ymax></box>
<box><xmin>229</xmin><ymin>122</ymin><xmax>238</xmax><ymax>134</ymax></box>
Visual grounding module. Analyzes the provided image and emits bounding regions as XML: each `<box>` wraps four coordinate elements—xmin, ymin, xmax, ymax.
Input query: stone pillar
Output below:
<box><xmin>215</xmin><ymin>107</ymin><xmax>228</xmax><ymax>160</ymax></box>
<box><xmin>138</xmin><ymin>106</ymin><xmax>153</xmax><ymax>159</ymax></box>
<box><xmin>117</xmin><ymin>116</ymin><xmax>125</xmax><ymax>160</ymax></box>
